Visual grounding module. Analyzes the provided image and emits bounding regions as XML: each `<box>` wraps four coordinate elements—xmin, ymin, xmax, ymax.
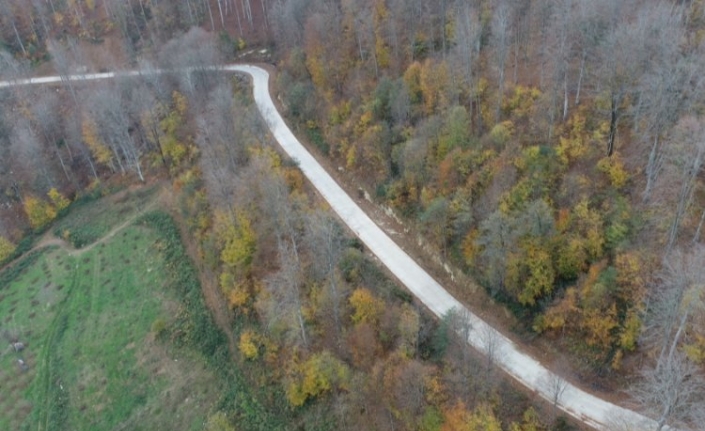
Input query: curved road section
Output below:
<box><xmin>0</xmin><ymin>65</ymin><xmax>658</xmax><ymax>431</ymax></box>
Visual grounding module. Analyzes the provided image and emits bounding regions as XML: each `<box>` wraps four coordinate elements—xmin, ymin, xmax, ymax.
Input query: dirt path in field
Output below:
<box><xmin>33</xmin><ymin>200</ymin><xmax>159</xmax><ymax>257</ymax></box>
<box><xmin>2</xmin><ymin>185</ymin><xmax>238</xmax><ymax>364</ymax></box>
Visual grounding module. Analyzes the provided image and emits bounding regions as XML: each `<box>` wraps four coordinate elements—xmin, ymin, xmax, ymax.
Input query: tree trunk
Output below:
<box><xmin>693</xmin><ymin>206</ymin><xmax>705</xmax><ymax>243</ymax></box>
<box><xmin>643</xmin><ymin>135</ymin><xmax>663</xmax><ymax>203</ymax></box>
<box><xmin>607</xmin><ymin>95</ymin><xmax>618</xmax><ymax>157</ymax></box>
<box><xmin>575</xmin><ymin>50</ymin><xmax>586</xmax><ymax>106</ymax></box>
<box><xmin>10</xmin><ymin>19</ymin><xmax>26</xmax><ymax>56</ymax></box>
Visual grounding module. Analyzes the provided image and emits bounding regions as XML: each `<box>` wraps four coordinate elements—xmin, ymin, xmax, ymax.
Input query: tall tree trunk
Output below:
<box><xmin>575</xmin><ymin>50</ymin><xmax>586</xmax><ymax>106</ymax></box>
<box><xmin>216</xmin><ymin>0</ymin><xmax>225</xmax><ymax>27</ymax></box>
<box><xmin>10</xmin><ymin>19</ymin><xmax>26</xmax><ymax>56</ymax></box>
<box><xmin>643</xmin><ymin>135</ymin><xmax>663</xmax><ymax>203</ymax></box>
<box><xmin>607</xmin><ymin>94</ymin><xmax>618</xmax><ymax>157</ymax></box>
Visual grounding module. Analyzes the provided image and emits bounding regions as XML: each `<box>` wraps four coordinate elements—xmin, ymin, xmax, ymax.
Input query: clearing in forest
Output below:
<box><xmin>0</xmin><ymin>192</ymin><xmax>225</xmax><ymax>431</ymax></box>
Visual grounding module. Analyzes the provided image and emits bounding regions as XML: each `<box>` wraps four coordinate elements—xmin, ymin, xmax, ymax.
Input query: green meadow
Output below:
<box><xmin>0</xmin><ymin>198</ymin><xmax>225</xmax><ymax>431</ymax></box>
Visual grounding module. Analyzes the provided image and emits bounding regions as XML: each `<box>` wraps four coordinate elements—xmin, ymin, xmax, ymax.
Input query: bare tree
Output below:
<box><xmin>305</xmin><ymin>209</ymin><xmax>347</xmax><ymax>340</ymax></box>
<box><xmin>479</xmin><ymin>323</ymin><xmax>503</xmax><ymax>377</ymax></box>
<box><xmin>260</xmin><ymin>240</ymin><xmax>308</xmax><ymax>347</ymax></box>
<box><xmin>631</xmin><ymin>352</ymin><xmax>705</xmax><ymax>431</ymax></box>
<box><xmin>159</xmin><ymin>27</ymin><xmax>220</xmax><ymax>99</ymax></box>
<box><xmin>542</xmin><ymin>368</ymin><xmax>569</xmax><ymax>423</ymax></box>
<box><xmin>663</xmin><ymin>117</ymin><xmax>705</xmax><ymax>253</ymax></box>
<box><xmin>639</xmin><ymin>39</ymin><xmax>702</xmax><ymax>202</ymax></box>
<box><xmin>47</xmin><ymin>38</ymin><xmax>85</xmax><ymax>105</ymax></box>
<box><xmin>84</xmin><ymin>85</ymin><xmax>146</xmax><ymax>182</ymax></box>
<box><xmin>30</xmin><ymin>90</ymin><xmax>73</xmax><ymax>183</ymax></box>
<box><xmin>449</xmin><ymin>2</ymin><xmax>481</xmax><ymax>128</ymax></box>
<box><xmin>9</xmin><ymin>117</ymin><xmax>55</xmax><ymax>193</ymax></box>
<box><xmin>0</xmin><ymin>0</ymin><xmax>26</xmax><ymax>56</ymax></box>
<box><xmin>643</xmin><ymin>246</ymin><xmax>705</xmax><ymax>368</ymax></box>
<box><xmin>491</xmin><ymin>1</ymin><xmax>512</xmax><ymax>123</ymax></box>
<box><xmin>269</xmin><ymin>0</ymin><xmax>310</xmax><ymax>51</ymax></box>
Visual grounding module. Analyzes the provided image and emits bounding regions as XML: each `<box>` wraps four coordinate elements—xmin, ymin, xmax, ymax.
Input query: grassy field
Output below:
<box><xmin>0</xmin><ymin>195</ymin><xmax>227</xmax><ymax>431</ymax></box>
<box><xmin>52</xmin><ymin>186</ymin><xmax>158</xmax><ymax>248</ymax></box>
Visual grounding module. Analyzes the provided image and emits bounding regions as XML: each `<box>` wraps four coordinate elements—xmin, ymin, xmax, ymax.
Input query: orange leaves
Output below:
<box><xmin>540</xmin><ymin>255</ymin><xmax>646</xmax><ymax>368</ymax></box>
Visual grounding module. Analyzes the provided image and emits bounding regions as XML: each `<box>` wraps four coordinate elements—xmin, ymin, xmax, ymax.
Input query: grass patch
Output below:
<box><xmin>0</xmin><ymin>212</ymin><xmax>223</xmax><ymax>431</ymax></box>
<box><xmin>139</xmin><ymin>211</ymin><xmax>284</xmax><ymax>431</ymax></box>
<box><xmin>53</xmin><ymin>187</ymin><xmax>157</xmax><ymax>248</ymax></box>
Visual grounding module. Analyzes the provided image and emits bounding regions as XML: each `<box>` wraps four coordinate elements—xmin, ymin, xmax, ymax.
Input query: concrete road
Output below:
<box><xmin>0</xmin><ymin>64</ymin><xmax>660</xmax><ymax>431</ymax></box>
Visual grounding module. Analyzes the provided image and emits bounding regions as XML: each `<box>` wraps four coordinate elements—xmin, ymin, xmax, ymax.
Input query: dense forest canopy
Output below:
<box><xmin>1</xmin><ymin>0</ymin><xmax>705</xmax><ymax>430</ymax></box>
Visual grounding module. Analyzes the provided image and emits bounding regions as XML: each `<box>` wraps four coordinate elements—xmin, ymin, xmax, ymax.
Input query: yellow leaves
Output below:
<box><xmin>514</xmin><ymin>145</ymin><xmax>541</xmax><ymax>171</ymax></box>
<box><xmin>461</xmin><ymin>228</ymin><xmax>480</xmax><ymax>265</ymax></box>
<box><xmin>172</xmin><ymin>91</ymin><xmax>188</xmax><ymax>116</ymax></box>
<box><xmin>48</xmin><ymin>188</ymin><xmax>70</xmax><ymax>212</ymax></box>
<box><xmin>420</xmin><ymin>59</ymin><xmax>450</xmax><ymax>115</ymax></box>
<box><xmin>155</xmin><ymin>91</ymin><xmax>197</xmax><ymax>172</ymax></box>
<box><xmin>535</xmin><ymin>287</ymin><xmax>578</xmax><ymax>333</ymax></box>
<box><xmin>397</xmin><ymin>303</ymin><xmax>420</xmax><ymax>358</ymax></box>
<box><xmin>441</xmin><ymin>402</ymin><xmax>502</xmax><ymax>431</ymax></box>
<box><xmin>349</xmin><ymin>288</ymin><xmax>384</xmax><ymax>325</ymax></box>
<box><xmin>304</xmin><ymin>41</ymin><xmax>328</xmax><ymax>98</ymax></box>
<box><xmin>248</xmin><ymin>146</ymin><xmax>281</xmax><ymax>169</ymax></box>
<box><xmin>614</xmin><ymin>252</ymin><xmax>645</xmax><ymax>304</ymax></box>
<box><xmin>23</xmin><ymin>196</ymin><xmax>57</xmax><ymax>230</ymax></box>
<box><xmin>509</xmin><ymin>407</ymin><xmax>544</xmax><ymax>431</ymax></box>
<box><xmin>596</xmin><ymin>152</ymin><xmax>629</xmax><ymax>189</ymax></box>
<box><xmin>329</xmin><ymin>101</ymin><xmax>351</xmax><ymax>125</ymax></box>
<box><xmin>53</xmin><ymin>12</ymin><xmax>65</xmax><ymax>27</ymax></box>
<box><xmin>219</xmin><ymin>211</ymin><xmax>257</xmax><ymax>273</ymax></box>
<box><xmin>515</xmin><ymin>241</ymin><xmax>555</xmax><ymax>306</ymax></box>
<box><xmin>285</xmin><ymin>351</ymin><xmax>350</xmax><ymax>407</ymax></box>
<box><xmin>82</xmin><ymin>118</ymin><xmax>113</xmax><ymax>166</ymax></box>
<box><xmin>0</xmin><ymin>236</ymin><xmax>15</xmax><ymax>262</ymax></box>
<box><xmin>403</xmin><ymin>62</ymin><xmax>423</xmax><ymax>104</ymax></box>
<box><xmin>282</xmin><ymin>167</ymin><xmax>304</xmax><ymax>192</ymax></box>
<box><xmin>489</xmin><ymin>121</ymin><xmax>514</xmax><ymax>147</ymax></box>
<box><xmin>354</xmin><ymin>110</ymin><xmax>374</xmax><ymax>137</ymax></box>
<box><xmin>683</xmin><ymin>334</ymin><xmax>705</xmax><ymax>364</ymax></box>
<box><xmin>203</xmin><ymin>411</ymin><xmax>235</xmax><ymax>431</ymax></box>
<box><xmin>503</xmin><ymin>85</ymin><xmax>541</xmax><ymax>119</ymax></box>
<box><xmin>237</xmin><ymin>38</ymin><xmax>247</xmax><ymax>51</ymax></box>
<box><xmin>345</xmin><ymin>144</ymin><xmax>357</xmax><ymax>170</ymax></box>
<box><xmin>618</xmin><ymin>310</ymin><xmax>641</xmax><ymax>352</ymax></box>
<box><xmin>556</xmin><ymin>113</ymin><xmax>588</xmax><ymax>165</ymax></box>
<box><xmin>226</xmin><ymin>281</ymin><xmax>251</xmax><ymax>309</ymax></box>
<box><xmin>573</xmin><ymin>199</ymin><xmax>604</xmax><ymax>260</ymax></box>
<box><xmin>374</xmin><ymin>0</ymin><xmax>391</xmax><ymax>69</ymax></box>
<box><xmin>555</xmin><ymin>236</ymin><xmax>587</xmax><ymax>280</ymax></box>
<box><xmin>239</xmin><ymin>330</ymin><xmax>262</xmax><ymax>360</ymax></box>
<box><xmin>581</xmin><ymin>304</ymin><xmax>618</xmax><ymax>349</ymax></box>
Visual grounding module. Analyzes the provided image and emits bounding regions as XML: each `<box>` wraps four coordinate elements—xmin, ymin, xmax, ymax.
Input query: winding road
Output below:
<box><xmin>0</xmin><ymin>64</ymin><xmax>659</xmax><ymax>431</ymax></box>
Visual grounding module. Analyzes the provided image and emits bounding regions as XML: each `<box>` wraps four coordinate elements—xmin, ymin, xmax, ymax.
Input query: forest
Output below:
<box><xmin>0</xmin><ymin>0</ymin><xmax>704</xmax><ymax>430</ymax></box>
